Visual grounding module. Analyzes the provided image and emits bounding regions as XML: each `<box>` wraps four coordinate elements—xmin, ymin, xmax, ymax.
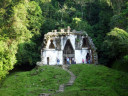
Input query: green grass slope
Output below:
<box><xmin>0</xmin><ymin>65</ymin><xmax>70</xmax><ymax>96</ymax></box>
<box><xmin>55</xmin><ymin>64</ymin><xmax>128</xmax><ymax>96</ymax></box>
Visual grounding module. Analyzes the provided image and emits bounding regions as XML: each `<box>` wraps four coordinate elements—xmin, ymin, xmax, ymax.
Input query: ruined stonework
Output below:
<box><xmin>37</xmin><ymin>26</ymin><xmax>98</xmax><ymax>66</ymax></box>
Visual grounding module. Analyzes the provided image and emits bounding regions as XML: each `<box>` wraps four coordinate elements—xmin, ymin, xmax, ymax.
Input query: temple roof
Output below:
<box><xmin>43</xmin><ymin>26</ymin><xmax>97</xmax><ymax>51</ymax></box>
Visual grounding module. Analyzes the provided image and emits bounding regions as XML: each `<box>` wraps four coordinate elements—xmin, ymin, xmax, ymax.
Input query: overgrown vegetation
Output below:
<box><xmin>101</xmin><ymin>28</ymin><xmax>128</xmax><ymax>69</ymax></box>
<box><xmin>0</xmin><ymin>65</ymin><xmax>70</xmax><ymax>96</ymax></box>
<box><xmin>55</xmin><ymin>64</ymin><xmax>128</xmax><ymax>96</ymax></box>
<box><xmin>0</xmin><ymin>0</ymin><xmax>128</xmax><ymax>80</ymax></box>
<box><xmin>0</xmin><ymin>0</ymin><xmax>44</xmax><ymax>80</ymax></box>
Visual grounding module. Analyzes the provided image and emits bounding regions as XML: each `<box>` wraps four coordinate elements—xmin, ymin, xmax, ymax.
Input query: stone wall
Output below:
<box><xmin>37</xmin><ymin>26</ymin><xmax>98</xmax><ymax>65</ymax></box>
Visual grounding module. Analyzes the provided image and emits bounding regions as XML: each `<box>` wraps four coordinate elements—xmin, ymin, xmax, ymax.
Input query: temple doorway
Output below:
<box><xmin>47</xmin><ymin>57</ymin><xmax>49</xmax><ymax>65</ymax></box>
<box><xmin>63</xmin><ymin>39</ymin><xmax>74</xmax><ymax>64</ymax></box>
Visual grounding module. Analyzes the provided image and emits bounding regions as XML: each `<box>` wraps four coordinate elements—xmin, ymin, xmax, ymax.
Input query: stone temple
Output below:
<box><xmin>37</xmin><ymin>26</ymin><xmax>98</xmax><ymax>65</ymax></box>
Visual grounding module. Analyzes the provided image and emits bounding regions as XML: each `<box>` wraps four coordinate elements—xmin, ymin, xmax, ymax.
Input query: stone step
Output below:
<box><xmin>39</xmin><ymin>65</ymin><xmax>76</xmax><ymax>95</ymax></box>
<box><xmin>58</xmin><ymin>84</ymin><xmax>65</xmax><ymax>92</ymax></box>
<box><xmin>39</xmin><ymin>93</ymin><xmax>51</xmax><ymax>96</ymax></box>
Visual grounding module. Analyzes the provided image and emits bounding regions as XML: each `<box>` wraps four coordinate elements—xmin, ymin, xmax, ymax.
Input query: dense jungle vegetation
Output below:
<box><xmin>0</xmin><ymin>0</ymin><xmax>128</xmax><ymax>80</ymax></box>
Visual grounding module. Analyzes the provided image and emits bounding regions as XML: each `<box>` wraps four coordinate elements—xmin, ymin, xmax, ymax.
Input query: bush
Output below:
<box><xmin>112</xmin><ymin>55</ymin><xmax>128</xmax><ymax>73</ymax></box>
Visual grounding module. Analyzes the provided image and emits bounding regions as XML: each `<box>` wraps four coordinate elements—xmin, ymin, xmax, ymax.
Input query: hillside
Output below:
<box><xmin>0</xmin><ymin>66</ymin><xmax>70</xmax><ymax>96</ymax></box>
<box><xmin>55</xmin><ymin>64</ymin><xmax>128</xmax><ymax>96</ymax></box>
<box><xmin>0</xmin><ymin>0</ymin><xmax>128</xmax><ymax>81</ymax></box>
<box><xmin>0</xmin><ymin>64</ymin><xmax>128</xmax><ymax>96</ymax></box>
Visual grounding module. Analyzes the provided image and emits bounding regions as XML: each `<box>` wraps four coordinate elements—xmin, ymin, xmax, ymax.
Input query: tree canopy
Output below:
<box><xmin>0</xmin><ymin>0</ymin><xmax>128</xmax><ymax>80</ymax></box>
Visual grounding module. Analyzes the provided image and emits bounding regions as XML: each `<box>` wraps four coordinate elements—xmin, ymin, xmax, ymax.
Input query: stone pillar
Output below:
<box><xmin>92</xmin><ymin>50</ymin><xmax>94</xmax><ymax>64</ymax></box>
<box><xmin>61</xmin><ymin>29</ymin><xmax>64</xmax><ymax>32</ymax></box>
<box><xmin>67</xmin><ymin>26</ymin><xmax>71</xmax><ymax>35</ymax></box>
<box><xmin>54</xmin><ymin>30</ymin><xmax>57</xmax><ymax>34</ymax></box>
<box><xmin>54</xmin><ymin>30</ymin><xmax>57</xmax><ymax>32</ymax></box>
<box><xmin>94</xmin><ymin>52</ymin><xmax>98</xmax><ymax>64</ymax></box>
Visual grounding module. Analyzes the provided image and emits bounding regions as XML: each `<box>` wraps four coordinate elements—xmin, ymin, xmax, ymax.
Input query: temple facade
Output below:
<box><xmin>37</xmin><ymin>26</ymin><xmax>98</xmax><ymax>65</ymax></box>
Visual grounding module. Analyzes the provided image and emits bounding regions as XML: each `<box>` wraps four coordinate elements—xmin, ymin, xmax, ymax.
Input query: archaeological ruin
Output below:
<box><xmin>37</xmin><ymin>26</ymin><xmax>98</xmax><ymax>65</ymax></box>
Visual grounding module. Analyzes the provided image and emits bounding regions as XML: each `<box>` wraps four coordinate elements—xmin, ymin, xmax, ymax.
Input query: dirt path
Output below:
<box><xmin>58</xmin><ymin>65</ymin><xmax>76</xmax><ymax>92</ymax></box>
<box><xmin>39</xmin><ymin>65</ymin><xmax>76</xmax><ymax>96</ymax></box>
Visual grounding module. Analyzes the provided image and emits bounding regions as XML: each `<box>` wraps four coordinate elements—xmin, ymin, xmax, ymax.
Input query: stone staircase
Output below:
<box><xmin>57</xmin><ymin>65</ymin><xmax>76</xmax><ymax>92</ymax></box>
<box><xmin>39</xmin><ymin>65</ymin><xmax>76</xmax><ymax>96</ymax></box>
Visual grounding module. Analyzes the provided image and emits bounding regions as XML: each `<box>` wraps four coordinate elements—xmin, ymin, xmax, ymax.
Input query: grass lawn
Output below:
<box><xmin>55</xmin><ymin>64</ymin><xmax>128</xmax><ymax>96</ymax></box>
<box><xmin>0</xmin><ymin>65</ymin><xmax>70</xmax><ymax>96</ymax></box>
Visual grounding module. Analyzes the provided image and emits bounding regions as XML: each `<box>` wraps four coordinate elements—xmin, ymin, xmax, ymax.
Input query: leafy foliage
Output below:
<box><xmin>0</xmin><ymin>0</ymin><xmax>44</xmax><ymax>80</ymax></box>
<box><xmin>0</xmin><ymin>40</ymin><xmax>17</xmax><ymax>80</ymax></box>
<box><xmin>101</xmin><ymin>28</ymin><xmax>128</xmax><ymax>66</ymax></box>
<box><xmin>0</xmin><ymin>0</ymin><xmax>128</xmax><ymax>80</ymax></box>
<box><xmin>112</xmin><ymin>55</ymin><xmax>128</xmax><ymax>73</ymax></box>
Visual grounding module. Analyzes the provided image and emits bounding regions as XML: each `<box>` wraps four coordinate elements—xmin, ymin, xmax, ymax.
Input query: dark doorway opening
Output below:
<box><xmin>47</xmin><ymin>57</ymin><xmax>49</xmax><ymax>65</ymax></box>
<box><xmin>82</xmin><ymin>38</ymin><xmax>88</xmax><ymax>47</ymax></box>
<box><xmin>49</xmin><ymin>40</ymin><xmax>55</xmax><ymax>49</ymax></box>
<box><xmin>63</xmin><ymin>39</ymin><xmax>74</xmax><ymax>64</ymax></box>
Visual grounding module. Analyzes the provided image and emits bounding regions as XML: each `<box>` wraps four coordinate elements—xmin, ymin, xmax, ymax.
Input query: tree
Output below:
<box><xmin>110</xmin><ymin>2</ymin><xmax>128</xmax><ymax>30</ymax></box>
<box><xmin>0</xmin><ymin>0</ymin><xmax>44</xmax><ymax>80</ymax></box>
<box><xmin>100</xmin><ymin>28</ymin><xmax>128</xmax><ymax>66</ymax></box>
<box><xmin>15</xmin><ymin>1</ymin><xmax>44</xmax><ymax>66</ymax></box>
